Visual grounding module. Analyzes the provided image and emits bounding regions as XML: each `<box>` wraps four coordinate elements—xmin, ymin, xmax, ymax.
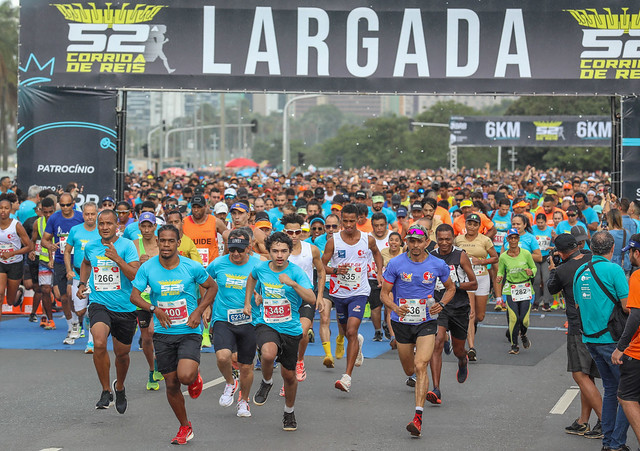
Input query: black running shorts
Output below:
<box><xmin>255</xmin><ymin>323</ymin><xmax>301</xmax><ymax>371</ymax></box>
<box><xmin>213</xmin><ymin>321</ymin><xmax>256</xmax><ymax>365</ymax></box>
<box><xmin>88</xmin><ymin>302</ymin><xmax>137</xmax><ymax>345</ymax></box>
<box><xmin>136</xmin><ymin>310</ymin><xmax>153</xmax><ymax>329</ymax></box>
<box><xmin>0</xmin><ymin>260</ymin><xmax>24</xmax><ymax>280</ymax></box>
<box><xmin>153</xmin><ymin>333</ymin><xmax>202</xmax><ymax>375</ymax></box>
<box><xmin>437</xmin><ymin>304</ymin><xmax>470</xmax><ymax>341</ymax></box>
<box><xmin>298</xmin><ymin>301</ymin><xmax>315</xmax><ymax>322</ymax></box>
<box><xmin>367</xmin><ymin>280</ymin><xmax>382</xmax><ymax>309</ymax></box>
<box><xmin>391</xmin><ymin>319</ymin><xmax>437</xmax><ymax>345</ymax></box>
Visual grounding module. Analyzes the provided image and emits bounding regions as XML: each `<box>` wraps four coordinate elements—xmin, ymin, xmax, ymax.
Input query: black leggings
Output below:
<box><xmin>505</xmin><ymin>295</ymin><xmax>531</xmax><ymax>346</ymax></box>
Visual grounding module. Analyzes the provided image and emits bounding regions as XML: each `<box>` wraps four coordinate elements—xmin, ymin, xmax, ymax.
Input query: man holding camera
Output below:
<box><xmin>547</xmin><ymin>234</ymin><xmax>603</xmax><ymax>439</ymax></box>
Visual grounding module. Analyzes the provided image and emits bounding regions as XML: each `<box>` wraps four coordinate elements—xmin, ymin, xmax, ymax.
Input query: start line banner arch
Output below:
<box><xmin>16</xmin><ymin>0</ymin><xmax>640</xmax><ymax>198</ymax></box>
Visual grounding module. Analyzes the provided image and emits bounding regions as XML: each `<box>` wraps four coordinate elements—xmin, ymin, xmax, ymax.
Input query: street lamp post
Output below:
<box><xmin>146</xmin><ymin>123</ymin><xmax>164</xmax><ymax>171</ymax></box>
<box><xmin>282</xmin><ymin>94</ymin><xmax>321</xmax><ymax>173</ymax></box>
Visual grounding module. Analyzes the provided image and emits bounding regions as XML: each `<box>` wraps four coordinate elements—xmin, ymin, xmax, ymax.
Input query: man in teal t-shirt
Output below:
<box><xmin>244</xmin><ymin>231</ymin><xmax>315</xmax><ymax>432</ymax></box>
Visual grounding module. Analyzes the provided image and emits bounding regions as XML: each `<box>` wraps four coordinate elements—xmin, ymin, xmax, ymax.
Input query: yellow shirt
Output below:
<box><xmin>178</xmin><ymin>234</ymin><xmax>204</xmax><ymax>265</ymax></box>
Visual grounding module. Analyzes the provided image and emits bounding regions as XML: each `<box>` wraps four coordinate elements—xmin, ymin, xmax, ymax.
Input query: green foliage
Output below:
<box><xmin>0</xmin><ymin>0</ymin><xmax>19</xmax><ymax>170</ymax></box>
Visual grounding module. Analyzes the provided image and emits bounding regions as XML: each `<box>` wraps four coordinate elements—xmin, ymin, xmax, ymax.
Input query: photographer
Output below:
<box><xmin>547</xmin><ymin>234</ymin><xmax>603</xmax><ymax>438</ymax></box>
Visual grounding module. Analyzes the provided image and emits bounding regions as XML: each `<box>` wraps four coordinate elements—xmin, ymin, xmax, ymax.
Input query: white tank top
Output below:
<box><xmin>329</xmin><ymin>231</ymin><xmax>371</xmax><ymax>298</ymax></box>
<box><xmin>288</xmin><ymin>241</ymin><xmax>314</xmax><ymax>284</ymax></box>
<box><xmin>0</xmin><ymin>219</ymin><xmax>22</xmax><ymax>264</ymax></box>
<box><xmin>367</xmin><ymin>231</ymin><xmax>390</xmax><ymax>279</ymax></box>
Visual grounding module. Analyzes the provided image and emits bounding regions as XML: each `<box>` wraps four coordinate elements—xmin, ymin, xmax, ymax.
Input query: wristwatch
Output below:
<box><xmin>455</xmin><ymin>281</ymin><xmax>460</xmax><ymax>289</ymax></box>
<box><xmin>149</xmin><ymin>305</ymin><xmax>156</xmax><ymax>313</ymax></box>
<box><xmin>438</xmin><ymin>301</ymin><xmax>446</xmax><ymax>309</ymax></box>
<box><xmin>78</xmin><ymin>281</ymin><xmax>86</xmax><ymax>286</ymax></box>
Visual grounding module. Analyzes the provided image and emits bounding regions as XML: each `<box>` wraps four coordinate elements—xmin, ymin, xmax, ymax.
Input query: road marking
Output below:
<box><xmin>181</xmin><ymin>376</ymin><xmax>225</xmax><ymax>396</ymax></box>
<box><xmin>479</xmin><ymin>324</ymin><xmax>567</xmax><ymax>332</ymax></box>
<box><xmin>549</xmin><ymin>387</ymin><xmax>580</xmax><ymax>414</ymax></box>
<box><xmin>40</xmin><ymin>448</ymin><xmax>62</xmax><ymax>451</ymax></box>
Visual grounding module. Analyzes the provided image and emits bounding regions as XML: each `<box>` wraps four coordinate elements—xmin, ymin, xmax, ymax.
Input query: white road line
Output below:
<box><xmin>479</xmin><ymin>324</ymin><xmax>567</xmax><ymax>332</ymax></box>
<box><xmin>181</xmin><ymin>376</ymin><xmax>225</xmax><ymax>396</ymax></box>
<box><xmin>40</xmin><ymin>448</ymin><xmax>62</xmax><ymax>451</ymax></box>
<box><xmin>549</xmin><ymin>387</ymin><xmax>580</xmax><ymax>414</ymax></box>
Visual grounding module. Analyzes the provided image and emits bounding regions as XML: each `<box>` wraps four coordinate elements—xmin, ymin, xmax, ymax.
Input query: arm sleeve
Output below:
<box><xmin>617</xmin><ymin>308</ymin><xmax>640</xmax><ymax>352</ymax></box>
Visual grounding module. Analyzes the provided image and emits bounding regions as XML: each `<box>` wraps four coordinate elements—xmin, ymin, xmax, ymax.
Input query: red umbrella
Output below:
<box><xmin>160</xmin><ymin>167</ymin><xmax>188</xmax><ymax>176</ymax></box>
<box><xmin>225</xmin><ymin>158</ymin><xmax>259</xmax><ymax>168</ymax></box>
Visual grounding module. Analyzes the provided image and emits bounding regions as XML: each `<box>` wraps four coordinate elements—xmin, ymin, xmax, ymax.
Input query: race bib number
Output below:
<box><xmin>0</xmin><ymin>243</ymin><xmax>13</xmax><ymax>263</ymax></box>
<box><xmin>493</xmin><ymin>231</ymin><xmax>506</xmax><ymax>247</ymax></box>
<box><xmin>263</xmin><ymin>298</ymin><xmax>292</xmax><ymax>323</ymax></box>
<box><xmin>537</xmin><ymin>236</ymin><xmax>551</xmax><ymax>251</ymax></box>
<box><xmin>227</xmin><ymin>308</ymin><xmax>252</xmax><ymax>325</ymax></box>
<box><xmin>197</xmin><ymin>248</ymin><xmax>209</xmax><ymax>266</ymax></box>
<box><xmin>93</xmin><ymin>265</ymin><xmax>121</xmax><ymax>291</ymax></box>
<box><xmin>436</xmin><ymin>266</ymin><xmax>459</xmax><ymax>291</ymax></box>
<box><xmin>472</xmin><ymin>265</ymin><xmax>485</xmax><ymax>276</ymax></box>
<box><xmin>35</xmin><ymin>240</ymin><xmax>42</xmax><ymax>256</ymax></box>
<box><xmin>158</xmin><ymin>298</ymin><xmax>189</xmax><ymax>325</ymax></box>
<box><xmin>58</xmin><ymin>235</ymin><xmax>71</xmax><ymax>254</ymax></box>
<box><xmin>399</xmin><ymin>298</ymin><xmax>436</xmax><ymax>323</ymax></box>
<box><xmin>510</xmin><ymin>282</ymin><xmax>533</xmax><ymax>302</ymax></box>
<box><xmin>338</xmin><ymin>265</ymin><xmax>360</xmax><ymax>288</ymax></box>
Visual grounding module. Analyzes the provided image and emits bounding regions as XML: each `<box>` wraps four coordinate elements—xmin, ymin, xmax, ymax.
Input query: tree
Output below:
<box><xmin>0</xmin><ymin>1</ymin><xmax>18</xmax><ymax>171</ymax></box>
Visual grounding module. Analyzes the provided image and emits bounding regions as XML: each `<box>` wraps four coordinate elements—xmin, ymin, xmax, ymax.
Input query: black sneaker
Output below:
<box><xmin>565</xmin><ymin>419</ymin><xmax>589</xmax><ymax>435</ymax></box>
<box><xmin>13</xmin><ymin>286</ymin><xmax>24</xmax><ymax>307</ymax></box>
<box><xmin>373</xmin><ymin>330</ymin><xmax>383</xmax><ymax>342</ymax></box>
<box><xmin>253</xmin><ymin>380</ymin><xmax>272</xmax><ymax>406</ymax></box>
<box><xmin>28</xmin><ymin>313</ymin><xmax>37</xmax><ymax>322</ymax></box>
<box><xmin>382</xmin><ymin>322</ymin><xmax>391</xmax><ymax>339</ymax></box>
<box><xmin>96</xmin><ymin>390</ymin><xmax>113</xmax><ymax>409</ymax></box>
<box><xmin>521</xmin><ymin>335</ymin><xmax>531</xmax><ymax>349</ymax></box>
<box><xmin>584</xmin><ymin>419</ymin><xmax>603</xmax><ymax>439</ymax></box>
<box><xmin>405</xmin><ymin>375</ymin><xmax>416</xmax><ymax>387</ymax></box>
<box><xmin>541</xmin><ymin>305</ymin><xmax>551</xmax><ymax>312</ymax></box>
<box><xmin>443</xmin><ymin>331</ymin><xmax>452</xmax><ymax>355</ymax></box>
<box><xmin>468</xmin><ymin>347</ymin><xmax>477</xmax><ymax>362</ymax></box>
<box><xmin>283</xmin><ymin>411</ymin><xmax>297</xmax><ymax>431</ymax></box>
<box><xmin>509</xmin><ymin>345</ymin><xmax>520</xmax><ymax>355</ymax></box>
<box><xmin>112</xmin><ymin>379</ymin><xmax>127</xmax><ymax>414</ymax></box>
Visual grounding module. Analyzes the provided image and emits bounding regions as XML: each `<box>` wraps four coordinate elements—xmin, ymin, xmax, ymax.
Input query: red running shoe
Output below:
<box><xmin>171</xmin><ymin>422</ymin><xmax>194</xmax><ymax>445</ymax></box>
<box><xmin>188</xmin><ymin>373</ymin><xmax>203</xmax><ymax>399</ymax></box>
<box><xmin>406</xmin><ymin>414</ymin><xmax>422</xmax><ymax>437</ymax></box>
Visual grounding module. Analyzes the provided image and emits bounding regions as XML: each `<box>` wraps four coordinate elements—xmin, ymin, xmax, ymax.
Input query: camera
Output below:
<box><xmin>547</xmin><ymin>247</ymin><xmax>563</xmax><ymax>266</ymax></box>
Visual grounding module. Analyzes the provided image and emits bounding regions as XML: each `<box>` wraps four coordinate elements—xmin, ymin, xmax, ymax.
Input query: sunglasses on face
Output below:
<box><xmin>284</xmin><ymin>229</ymin><xmax>302</xmax><ymax>236</ymax></box>
<box><xmin>229</xmin><ymin>247</ymin><xmax>246</xmax><ymax>254</ymax></box>
<box><xmin>406</xmin><ymin>228</ymin><xmax>426</xmax><ymax>236</ymax></box>
<box><xmin>118</xmin><ymin>210</ymin><xmax>130</xmax><ymax>214</ymax></box>
<box><xmin>325</xmin><ymin>224</ymin><xmax>339</xmax><ymax>229</ymax></box>
<box><xmin>567</xmin><ymin>214</ymin><xmax>577</xmax><ymax>217</ymax></box>
<box><xmin>311</xmin><ymin>227</ymin><xmax>324</xmax><ymax>231</ymax></box>
<box><xmin>60</xmin><ymin>203</ymin><xmax>73</xmax><ymax>207</ymax></box>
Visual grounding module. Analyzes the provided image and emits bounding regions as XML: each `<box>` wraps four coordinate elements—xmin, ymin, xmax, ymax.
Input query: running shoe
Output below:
<box><xmin>63</xmin><ymin>332</ymin><xmax>75</xmax><ymax>345</ymax></box>
<box><xmin>335</xmin><ymin>336</ymin><xmax>345</xmax><ymax>360</ymax></box>
<box><xmin>44</xmin><ymin>319</ymin><xmax>56</xmax><ymax>330</ymax></box>
<box><xmin>112</xmin><ymin>379</ymin><xmax>127</xmax><ymax>414</ymax></box>
<box><xmin>171</xmin><ymin>422</ymin><xmax>194</xmax><ymax>445</ymax></box>
<box><xmin>531</xmin><ymin>305</ymin><xmax>539</xmax><ymax>312</ymax></box>
<box><xmin>467</xmin><ymin>347</ymin><xmax>477</xmax><ymax>362</ymax></box>
<box><xmin>355</xmin><ymin>334</ymin><xmax>364</xmax><ymax>367</ymax></box>
<box><xmin>541</xmin><ymin>305</ymin><xmax>551</xmax><ymax>312</ymax></box>
<box><xmin>236</xmin><ymin>399</ymin><xmax>251</xmax><ymax>417</ymax></box>
<box><xmin>509</xmin><ymin>345</ymin><xmax>520</xmax><ymax>355</ymax></box>
<box><xmin>494</xmin><ymin>302</ymin><xmax>504</xmax><ymax>312</ymax></box>
<box><xmin>323</xmin><ymin>355</ymin><xmax>335</xmax><ymax>368</ymax></box>
<box><xmin>188</xmin><ymin>372</ymin><xmax>203</xmax><ymax>399</ymax></box>
<box><xmin>153</xmin><ymin>370</ymin><xmax>164</xmax><ymax>382</ymax></box>
<box><xmin>565</xmin><ymin>419</ymin><xmax>590</xmax><ymax>435</ymax></box>
<box><xmin>13</xmin><ymin>286</ymin><xmax>24</xmax><ymax>307</ymax></box>
<box><xmin>219</xmin><ymin>379</ymin><xmax>238</xmax><ymax>406</ymax></box>
<box><xmin>406</xmin><ymin>414</ymin><xmax>422</xmax><ymax>437</ymax></box>
<box><xmin>443</xmin><ymin>331</ymin><xmax>452</xmax><ymax>355</ymax></box>
<box><xmin>406</xmin><ymin>375</ymin><xmax>416</xmax><ymax>388</ymax></box>
<box><xmin>279</xmin><ymin>384</ymin><xmax>285</xmax><ymax>397</ymax></box>
<box><xmin>79</xmin><ymin>327</ymin><xmax>85</xmax><ymax>338</ymax></box>
<box><xmin>426</xmin><ymin>387</ymin><xmax>442</xmax><ymax>405</ymax></box>
<box><xmin>84</xmin><ymin>341</ymin><xmax>94</xmax><ymax>354</ymax></box>
<box><xmin>295</xmin><ymin>360</ymin><xmax>307</xmax><ymax>381</ymax></box>
<box><xmin>382</xmin><ymin>322</ymin><xmax>391</xmax><ymax>339</ymax></box>
<box><xmin>147</xmin><ymin>371</ymin><xmax>160</xmax><ymax>391</ymax></box>
<box><xmin>373</xmin><ymin>330</ymin><xmax>383</xmax><ymax>342</ymax></box>
<box><xmin>70</xmin><ymin>323</ymin><xmax>81</xmax><ymax>339</ymax></box>
<box><xmin>95</xmin><ymin>389</ymin><xmax>113</xmax><ymax>409</ymax></box>
<box><xmin>201</xmin><ymin>331</ymin><xmax>212</xmax><ymax>348</ymax></box>
<box><xmin>39</xmin><ymin>316</ymin><xmax>47</xmax><ymax>327</ymax></box>
<box><xmin>283</xmin><ymin>411</ymin><xmax>297</xmax><ymax>431</ymax></box>
<box><xmin>550</xmin><ymin>300</ymin><xmax>560</xmax><ymax>310</ymax></box>
<box><xmin>521</xmin><ymin>335</ymin><xmax>531</xmax><ymax>349</ymax></box>
<box><xmin>457</xmin><ymin>357</ymin><xmax>469</xmax><ymax>383</ymax></box>
<box><xmin>28</xmin><ymin>313</ymin><xmax>37</xmax><ymax>322</ymax></box>
<box><xmin>335</xmin><ymin>374</ymin><xmax>351</xmax><ymax>392</ymax></box>
<box><xmin>253</xmin><ymin>380</ymin><xmax>273</xmax><ymax>406</ymax></box>
<box><xmin>583</xmin><ymin>419</ymin><xmax>602</xmax><ymax>439</ymax></box>
<box><xmin>308</xmin><ymin>328</ymin><xmax>315</xmax><ymax>343</ymax></box>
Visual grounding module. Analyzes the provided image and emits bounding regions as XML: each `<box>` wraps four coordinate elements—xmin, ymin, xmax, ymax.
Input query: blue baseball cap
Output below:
<box><xmin>230</xmin><ymin>202</ymin><xmax>249</xmax><ymax>213</ymax></box>
<box><xmin>139</xmin><ymin>212</ymin><xmax>156</xmax><ymax>224</ymax></box>
<box><xmin>622</xmin><ymin>240</ymin><xmax>640</xmax><ymax>252</ymax></box>
<box><xmin>507</xmin><ymin>228</ymin><xmax>519</xmax><ymax>237</ymax></box>
<box><xmin>396</xmin><ymin>206</ymin><xmax>408</xmax><ymax>218</ymax></box>
<box><xmin>101</xmin><ymin>196</ymin><xmax>115</xmax><ymax>204</ymax></box>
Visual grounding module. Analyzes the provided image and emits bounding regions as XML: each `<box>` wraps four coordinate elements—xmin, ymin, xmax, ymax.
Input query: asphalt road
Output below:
<box><xmin>1</xmin><ymin>310</ymin><xmax>638</xmax><ymax>451</ymax></box>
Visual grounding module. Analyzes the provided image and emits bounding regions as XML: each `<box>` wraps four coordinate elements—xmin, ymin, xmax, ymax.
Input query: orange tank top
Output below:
<box><xmin>182</xmin><ymin>215</ymin><xmax>218</xmax><ymax>266</ymax></box>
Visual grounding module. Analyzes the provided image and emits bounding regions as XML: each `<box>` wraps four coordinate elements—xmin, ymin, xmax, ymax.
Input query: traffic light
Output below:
<box><xmin>250</xmin><ymin>119</ymin><xmax>258</xmax><ymax>133</ymax></box>
<box><xmin>298</xmin><ymin>152</ymin><xmax>305</xmax><ymax>166</ymax></box>
<box><xmin>162</xmin><ymin>120</ymin><xmax>166</xmax><ymax>131</ymax></box>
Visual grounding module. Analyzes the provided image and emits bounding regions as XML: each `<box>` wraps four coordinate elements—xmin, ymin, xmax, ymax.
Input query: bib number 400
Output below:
<box><xmin>67</xmin><ymin>24</ymin><xmax>150</xmax><ymax>53</ymax></box>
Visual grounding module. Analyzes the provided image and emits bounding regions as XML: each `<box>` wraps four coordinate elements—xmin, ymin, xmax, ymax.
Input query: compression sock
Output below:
<box><xmin>322</xmin><ymin>341</ymin><xmax>332</xmax><ymax>357</ymax></box>
<box><xmin>336</xmin><ymin>335</ymin><xmax>344</xmax><ymax>345</ymax></box>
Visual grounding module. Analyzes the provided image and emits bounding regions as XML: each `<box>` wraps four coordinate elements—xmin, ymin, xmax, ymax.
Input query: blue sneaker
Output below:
<box><xmin>443</xmin><ymin>331</ymin><xmax>452</xmax><ymax>355</ymax></box>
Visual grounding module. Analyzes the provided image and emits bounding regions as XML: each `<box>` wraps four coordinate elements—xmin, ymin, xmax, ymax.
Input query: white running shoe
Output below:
<box><xmin>236</xmin><ymin>399</ymin><xmax>251</xmax><ymax>417</ymax></box>
<box><xmin>84</xmin><ymin>341</ymin><xmax>94</xmax><ymax>354</ymax></box>
<box><xmin>63</xmin><ymin>332</ymin><xmax>75</xmax><ymax>345</ymax></box>
<box><xmin>219</xmin><ymin>379</ymin><xmax>238</xmax><ymax>407</ymax></box>
<box><xmin>354</xmin><ymin>334</ymin><xmax>364</xmax><ymax>367</ymax></box>
<box><xmin>334</xmin><ymin>374</ymin><xmax>351</xmax><ymax>392</ymax></box>
<box><xmin>69</xmin><ymin>323</ymin><xmax>81</xmax><ymax>339</ymax></box>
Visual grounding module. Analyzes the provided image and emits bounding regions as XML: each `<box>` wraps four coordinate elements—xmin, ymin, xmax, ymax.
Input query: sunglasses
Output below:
<box><xmin>406</xmin><ymin>228</ymin><xmax>426</xmax><ymax>236</ymax></box>
<box><xmin>567</xmin><ymin>214</ymin><xmax>577</xmax><ymax>217</ymax></box>
<box><xmin>325</xmin><ymin>224</ymin><xmax>339</xmax><ymax>229</ymax></box>
<box><xmin>284</xmin><ymin>229</ymin><xmax>302</xmax><ymax>236</ymax></box>
<box><xmin>118</xmin><ymin>210</ymin><xmax>130</xmax><ymax>214</ymax></box>
<box><xmin>228</xmin><ymin>247</ymin><xmax>246</xmax><ymax>254</ymax></box>
<box><xmin>311</xmin><ymin>227</ymin><xmax>324</xmax><ymax>231</ymax></box>
<box><xmin>60</xmin><ymin>203</ymin><xmax>73</xmax><ymax>207</ymax></box>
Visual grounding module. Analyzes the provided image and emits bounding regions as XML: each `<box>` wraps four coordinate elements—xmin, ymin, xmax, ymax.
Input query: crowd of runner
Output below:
<box><xmin>2</xmin><ymin>166</ymin><xmax>640</xmax><ymax>448</ymax></box>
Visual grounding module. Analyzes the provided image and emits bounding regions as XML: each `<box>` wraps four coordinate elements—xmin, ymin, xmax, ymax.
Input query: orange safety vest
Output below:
<box><xmin>182</xmin><ymin>215</ymin><xmax>218</xmax><ymax>267</ymax></box>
